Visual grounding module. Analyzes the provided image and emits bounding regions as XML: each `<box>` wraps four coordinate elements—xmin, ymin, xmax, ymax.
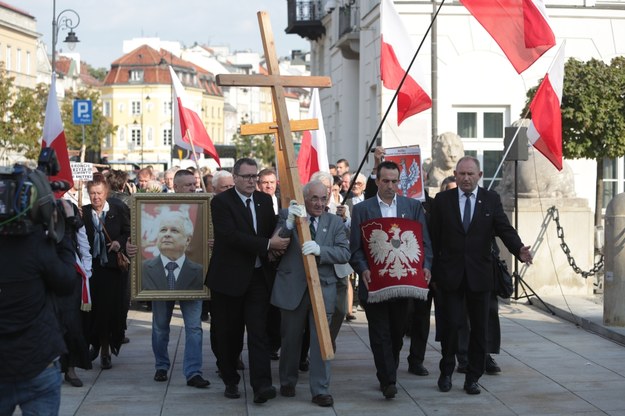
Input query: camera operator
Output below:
<box><xmin>0</xmin><ymin>212</ymin><xmax>78</xmax><ymax>415</ymax></box>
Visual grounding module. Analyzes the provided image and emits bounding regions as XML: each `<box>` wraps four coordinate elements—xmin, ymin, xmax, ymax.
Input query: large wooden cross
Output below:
<box><xmin>217</xmin><ymin>11</ymin><xmax>334</xmax><ymax>360</ymax></box>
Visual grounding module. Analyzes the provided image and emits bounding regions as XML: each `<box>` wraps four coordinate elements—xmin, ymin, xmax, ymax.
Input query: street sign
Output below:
<box><xmin>73</xmin><ymin>100</ymin><xmax>92</xmax><ymax>125</ymax></box>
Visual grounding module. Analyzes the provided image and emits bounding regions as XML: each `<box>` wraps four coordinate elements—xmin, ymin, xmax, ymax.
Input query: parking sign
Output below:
<box><xmin>73</xmin><ymin>100</ymin><xmax>92</xmax><ymax>125</ymax></box>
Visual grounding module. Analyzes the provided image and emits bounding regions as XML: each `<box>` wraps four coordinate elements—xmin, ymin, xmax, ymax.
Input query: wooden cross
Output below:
<box><xmin>217</xmin><ymin>11</ymin><xmax>334</xmax><ymax>360</ymax></box>
<box><xmin>240</xmin><ymin>118</ymin><xmax>318</xmax><ymax>208</ymax></box>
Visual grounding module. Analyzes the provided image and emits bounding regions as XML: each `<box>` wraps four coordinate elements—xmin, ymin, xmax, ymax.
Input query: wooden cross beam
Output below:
<box><xmin>216</xmin><ymin>11</ymin><xmax>334</xmax><ymax>360</ymax></box>
<box><xmin>240</xmin><ymin>118</ymin><xmax>318</xmax><ymax>208</ymax></box>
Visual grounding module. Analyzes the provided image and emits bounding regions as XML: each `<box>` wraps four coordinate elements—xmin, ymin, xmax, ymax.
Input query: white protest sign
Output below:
<box><xmin>70</xmin><ymin>162</ymin><xmax>94</xmax><ymax>181</ymax></box>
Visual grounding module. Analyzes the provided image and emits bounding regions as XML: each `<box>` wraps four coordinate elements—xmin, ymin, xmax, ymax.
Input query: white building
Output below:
<box><xmin>293</xmin><ymin>0</ymin><xmax>625</xmax><ymax>213</ymax></box>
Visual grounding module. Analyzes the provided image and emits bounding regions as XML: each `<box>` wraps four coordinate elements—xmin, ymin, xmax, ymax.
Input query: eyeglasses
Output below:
<box><xmin>236</xmin><ymin>174</ymin><xmax>259</xmax><ymax>181</ymax></box>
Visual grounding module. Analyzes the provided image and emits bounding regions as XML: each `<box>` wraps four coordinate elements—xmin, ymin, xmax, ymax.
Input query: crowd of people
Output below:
<box><xmin>0</xmin><ymin>149</ymin><xmax>533</xmax><ymax>414</ymax></box>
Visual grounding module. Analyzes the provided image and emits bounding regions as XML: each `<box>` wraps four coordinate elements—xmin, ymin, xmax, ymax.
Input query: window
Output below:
<box><xmin>131</xmin><ymin>127</ymin><xmax>141</xmax><ymax>146</ymax></box>
<box><xmin>455</xmin><ymin>107</ymin><xmax>508</xmax><ymax>189</ymax></box>
<box><xmin>16</xmin><ymin>49</ymin><xmax>21</xmax><ymax>72</ymax></box>
<box><xmin>131</xmin><ymin>100</ymin><xmax>141</xmax><ymax>115</ymax></box>
<box><xmin>26</xmin><ymin>51</ymin><xmax>30</xmax><ymax>74</ymax></box>
<box><xmin>163</xmin><ymin>101</ymin><xmax>171</xmax><ymax>115</ymax></box>
<box><xmin>103</xmin><ymin>101</ymin><xmax>111</xmax><ymax>117</ymax></box>
<box><xmin>163</xmin><ymin>128</ymin><xmax>172</xmax><ymax>146</ymax></box>
<box><xmin>6</xmin><ymin>46</ymin><xmax>11</xmax><ymax>70</ymax></box>
<box><xmin>130</xmin><ymin>70</ymin><xmax>144</xmax><ymax>82</ymax></box>
<box><xmin>118</xmin><ymin>128</ymin><xmax>125</xmax><ymax>143</ymax></box>
<box><xmin>103</xmin><ymin>133</ymin><xmax>111</xmax><ymax>148</ymax></box>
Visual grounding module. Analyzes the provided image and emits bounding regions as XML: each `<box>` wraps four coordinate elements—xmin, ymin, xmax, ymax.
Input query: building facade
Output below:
<box><xmin>291</xmin><ymin>0</ymin><xmax>625</xmax><ymax>211</ymax></box>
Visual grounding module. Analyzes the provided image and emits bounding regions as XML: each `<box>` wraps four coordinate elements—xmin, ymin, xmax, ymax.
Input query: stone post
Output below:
<box><xmin>604</xmin><ymin>193</ymin><xmax>625</xmax><ymax>326</ymax></box>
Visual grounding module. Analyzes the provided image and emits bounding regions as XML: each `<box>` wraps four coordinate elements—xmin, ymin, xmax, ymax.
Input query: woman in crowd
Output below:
<box><xmin>82</xmin><ymin>173</ymin><xmax>131</xmax><ymax>369</ymax></box>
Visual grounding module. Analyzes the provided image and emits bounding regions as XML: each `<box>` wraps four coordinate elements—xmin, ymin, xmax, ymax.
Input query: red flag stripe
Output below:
<box><xmin>460</xmin><ymin>0</ymin><xmax>556</xmax><ymax>74</ymax></box>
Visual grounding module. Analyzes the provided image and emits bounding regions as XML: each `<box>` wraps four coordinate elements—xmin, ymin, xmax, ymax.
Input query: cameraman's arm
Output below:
<box><xmin>76</xmin><ymin>225</ymin><xmax>92</xmax><ymax>278</ymax></box>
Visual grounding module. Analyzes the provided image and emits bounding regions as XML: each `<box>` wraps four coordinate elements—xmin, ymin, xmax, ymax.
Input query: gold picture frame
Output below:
<box><xmin>130</xmin><ymin>193</ymin><xmax>211</xmax><ymax>301</ymax></box>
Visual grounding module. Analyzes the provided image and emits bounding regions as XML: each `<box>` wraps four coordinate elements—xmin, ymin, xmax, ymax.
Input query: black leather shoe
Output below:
<box><xmin>456</xmin><ymin>364</ymin><xmax>468</xmax><ymax>374</ymax></box>
<box><xmin>408</xmin><ymin>363</ymin><xmax>429</xmax><ymax>376</ymax></box>
<box><xmin>224</xmin><ymin>384</ymin><xmax>241</xmax><ymax>399</ymax></box>
<box><xmin>253</xmin><ymin>386</ymin><xmax>277</xmax><ymax>404</ymax></box>
<box><xmin>154</xmin><ymin>369</ymin><xmax>168</xmax><ymax>382</ymax></box>
<box><xmin>312</xmin><ymin>394</ymin><xmax>334</xmax><ymax>407</ymax></box>
<box><xmin>121</xmin><ymin>337</ymin><xmax>130</xmax><ymax>344</ymax></box>
<box><xmin>100</xmin><ymin>355</ymin><xmax>112</xmax><ymax>370</ymax></box>
<box><xmin>299</xmin><ymin>358</ymin><xmax>309</xmax><ymax>372</ymax></box>
<box><xmin>438</xmin><ymin>374</ymin><xmax>452</xmax><ymax>392</ymax></box>
<box><xmin>485</xmin><ymin>354</ymin><xmax>502</xmax><ymax>374</ymax></box>
<box><xmin>269</xmin><ymin>350</ymin><xmax>280</xmax><ymax>360</ymax></box>
<box><xmin>64</xmin><ymin>373</ymin><xmax>83</xmax><ymax>387</ymax></box>
<box><xmin>186</xmin><ymin>375</ymin><xmax>210</xmax><ymax>388</ymax></box>
<box><xmin>382</xmin><ymin>383</ymin><xmax>397</xmax><ymax>399</ymax></box>
<box><xmin>280</xmin><ymin>385</ymin><xmax>296</xmax><ymax>397</ymax></box>
<box><xmin>464</xmin><ymin>380</ymin><xmax>481</xmax><ymax>395</ymax></box>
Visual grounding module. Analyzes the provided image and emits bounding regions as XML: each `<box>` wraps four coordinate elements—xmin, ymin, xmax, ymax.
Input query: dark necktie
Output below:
<box><xmin>245</xmin><ymin>198</ymin><xmax>254</xmax><ymax>229</ymax></box>
<box><xmin>463</xmin><ymin>192</ymin><xmax>472</xmax><ymax>232</ymax></box>
<box><xmin>309</xmin><ymin>217</ymin><xmax>316</xmax><ymax>240</ymax></box>
<box><xmin>165</xmin><ymin>261</ymin><xmax>178</xmax><ymax>290</ymax></box>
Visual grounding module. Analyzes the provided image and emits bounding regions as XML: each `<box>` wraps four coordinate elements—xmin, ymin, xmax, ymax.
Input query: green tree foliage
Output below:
<box><xmin>232</xmin><ymin>118</ymin><xmax>276</xmax><ymax>167</ymax></box>
<box><xmin>87</xmin><ymin>65</ymin><xmax>109</xmax><ymax>82</ymax></box>
<box><xmin>523</xmin><ymin>57</ymin><xmax>625</xmax><ymax>224</ymax></box>
<box><xmin>0</xmin><ymin>66</ymin><xmax>46</xmax><ymax>162</ymax></box>
<box><xmin>60</xmin><ymin>88</ymin><xmax>115</xmax><ymax>161</ymax></box>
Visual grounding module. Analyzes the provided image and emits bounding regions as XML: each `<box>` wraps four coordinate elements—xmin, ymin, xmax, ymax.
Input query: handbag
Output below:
<box><xmin>492</xmin><ymin>252</ymin><xmax>514</xmax><ymax>299</ymax></box>
<box><xmin>97</xmin><ymin>215</ymin><xmax>131</xmax><ymax>272</ymax></box>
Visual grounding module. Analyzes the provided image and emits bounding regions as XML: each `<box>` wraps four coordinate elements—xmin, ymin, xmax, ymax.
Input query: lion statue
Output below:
<box><xmin>424</xmin><ymin>132</ymin><xmax>464</xmax><ymax>189</ymax></box>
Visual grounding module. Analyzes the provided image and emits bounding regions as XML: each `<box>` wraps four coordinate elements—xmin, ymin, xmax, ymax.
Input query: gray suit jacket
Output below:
<box><xmin>142</xmin><ymin>255</ymin><xmax>204</xmax><ymax>291</ymax></box>
<box><xmin>349</xmin><ymin>195</ymin><xmax>433</xmax><ymax>303</ymax></box>
<box><xmin>271</xmin><ymin>210</ymin><xmax>351</xmax><ymax>311</ymax></box>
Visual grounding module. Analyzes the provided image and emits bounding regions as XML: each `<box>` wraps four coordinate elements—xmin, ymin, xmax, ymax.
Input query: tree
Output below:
<box><xmin>87</xmin><ymin>65</ymin><xmax>109</xmax><ymax>82</ymax></box>
<box><xmin>0</xmin><ymin>65</ymin><xmax>46</xmax><ymax>163</ymax></box>
<box><xmin>523</xmin><ymin>57</ymin><xmax>625</xmax><ymax>225</ymax></box>
<box><xmin>232</xmin><ymin>118</ymin><xmax>276</xmax><ymax>167</ymax></box>
<box><xmin>60</xmin><ymin>88</ymin><xmax>116</xmax><ymax>163</ymax></box>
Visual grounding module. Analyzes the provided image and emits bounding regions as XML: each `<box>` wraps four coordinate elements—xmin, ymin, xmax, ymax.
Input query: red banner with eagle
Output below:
<box><xmin>360</xmin><ymin>217</ymin><xmax>428</xmax><ymax>303</ymax></box>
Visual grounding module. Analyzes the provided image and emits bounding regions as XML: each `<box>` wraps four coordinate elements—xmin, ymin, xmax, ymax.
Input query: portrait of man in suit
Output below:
<box><xmin>141</xmin><ymin>210</ymin><xmax>203</xmax><ymax>291</ymax></box>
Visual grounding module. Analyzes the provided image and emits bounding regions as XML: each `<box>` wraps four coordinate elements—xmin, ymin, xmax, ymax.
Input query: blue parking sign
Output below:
<box><xmin>73</xmin><ymin>100</ymin><xmax>92</xmax><ymax>125</ymax></box>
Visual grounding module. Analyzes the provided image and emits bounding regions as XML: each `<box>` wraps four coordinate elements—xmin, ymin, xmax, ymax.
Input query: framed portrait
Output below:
<box><xmin>130</xmin><ymin>193</ymin><xmax>212</xmax><ymax>301</ymax></box>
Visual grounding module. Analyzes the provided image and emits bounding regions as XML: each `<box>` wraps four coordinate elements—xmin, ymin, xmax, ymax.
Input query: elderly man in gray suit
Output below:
<box><xmin>271</xmin><ymin>180</ymin><xmax>350</xmax><ymax>407</ymax></box>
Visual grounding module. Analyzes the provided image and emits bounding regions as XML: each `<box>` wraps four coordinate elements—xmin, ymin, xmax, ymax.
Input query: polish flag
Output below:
<box><xmin>42</xmin><ymin>73</ymin><xmax>73</xmax><ymax>197</ymax></box>
<box><xmin>527</xmin><ymin>42</ymin><xmax>565</xmax><ymax>171</ymax></box>
<box><xmin>460</xmin><ymin>0</ymin><xmax>556</xmax><ymax>74</ymax></box>
<box><xmin>169</xmin><ymin>66</ymin><xmax>220</xmax><ymax>166</ymax></box>
<box><xmin>380</xmin><ymin>0</ymin><xmax>432</xmax><ymax>125</ymax></box>
<box><xmin>297</xmin><ymin>89</ymin><xmax>330</xmax><ymax>184</ymax></box>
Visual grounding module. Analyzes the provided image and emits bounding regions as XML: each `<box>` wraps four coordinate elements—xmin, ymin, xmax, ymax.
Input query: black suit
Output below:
<box><xmin>206</xmin><ymin>188</ymin><xmax>277</xmax><ymax>392</ymax></box>
<box><xmin>142</xmin><ymin>256</ymin><xmax>204</xmax><ymax>291</ymax></box>
<box><xmin>431</xmin><ymin>187</ymin><xmax>523</xmax><ymax>383</ymax></box>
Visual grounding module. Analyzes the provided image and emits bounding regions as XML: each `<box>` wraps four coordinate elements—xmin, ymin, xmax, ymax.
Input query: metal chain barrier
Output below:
<box><xmin>547</xmin><ymin>206</ymin><xmax>604</xmax><ymax>279</ymax></box>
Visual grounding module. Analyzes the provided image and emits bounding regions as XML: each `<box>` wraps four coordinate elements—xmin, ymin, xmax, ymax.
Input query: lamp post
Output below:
<box><xmin>51</xmin><ymin>0</ymin><xmax>80</xmax><ymax>75</ymax></box>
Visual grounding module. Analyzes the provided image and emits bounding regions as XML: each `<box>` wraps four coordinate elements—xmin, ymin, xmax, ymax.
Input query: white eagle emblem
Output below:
<box><xmin>368</xmin><ymin>223</ymin><xmax>421</xmax><ymax>279</ymax></box>
<box><xmin>399</xmin><ymin>158</ymin><xmax>420</xmax><ymax>197</ymax></box>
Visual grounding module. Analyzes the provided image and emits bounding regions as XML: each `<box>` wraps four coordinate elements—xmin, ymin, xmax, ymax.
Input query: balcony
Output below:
<box><xmin>335</xmin><ymin>5</ymin><xmax>360</xmax><ymax>59</ymax></box>
<box><xmin>286</xmin><ymin>0</ymin><xmax>326</xmax><ymax>41</ymax></box>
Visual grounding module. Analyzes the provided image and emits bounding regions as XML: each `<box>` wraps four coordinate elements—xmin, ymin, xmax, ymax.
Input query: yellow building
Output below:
<box><xmin>99</xmin><ymin>44</ymin><xmax>224</xmax><ymax>168</ymax></box>
<box><xmin>0</xmin><ymin>2</ymin><xmax>38</xmax><ymax>89</ymax></box>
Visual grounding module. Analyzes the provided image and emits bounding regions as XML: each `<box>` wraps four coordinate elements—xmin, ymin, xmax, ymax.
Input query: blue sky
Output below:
<box><xmin>17</xmin><ymin>0</ymin><xmax>310</xmax><ymax>68</ymax></box>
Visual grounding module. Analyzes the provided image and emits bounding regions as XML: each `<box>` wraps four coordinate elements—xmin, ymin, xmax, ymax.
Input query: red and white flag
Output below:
<box><xmin>460</xmin><ymin>0</ymin><xmax>556</xmax><ymax>74</ymax></box>
<box><xmin>169</xmin><ymin>66</ymin><xmax>220</xmax><ymax>166</ymax></box>
<box><xmin>380</xmin><ymin>0</ymin><xmax>432</xmax><ymax>125</ymax></box>
<box><xmin>297</xmin><ymin>88</ymin><xmax>329</xmax><ymax>184</ymax></box>
<box><xmin>527</xmin><ymin>42</ymin><xmax>565</xmax><ymax>171</ymax></box>
<box><xmin>42</xmin><ymin>73</ymin><xmax>73</xmax><ymax>197</ymax></box>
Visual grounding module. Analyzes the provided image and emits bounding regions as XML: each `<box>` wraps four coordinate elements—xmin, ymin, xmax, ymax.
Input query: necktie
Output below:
<box><xmin>309</xmin><ymin>217</ymin><xmax>316</xmax><ymax>240</ymax></box>
<box><xmin>245</xmin><ymin>198</ymin><xmax>254</xmax><ymax>230</ymax></box>
<box><xmin>463</xmin><ymin>192</ymin><xmax>472</xmax><ymax>232</ymax></box>
<box><xmin>165</xmin><ymin>261</ymin><xmax>178</xmax><ymax>290</ymax></box>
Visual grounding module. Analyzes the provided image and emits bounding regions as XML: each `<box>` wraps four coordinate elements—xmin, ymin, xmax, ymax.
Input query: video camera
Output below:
<box><xmin>0</xmin><ymin>148</ymin><xmax>71</xmax><ymax>241</ymax></box>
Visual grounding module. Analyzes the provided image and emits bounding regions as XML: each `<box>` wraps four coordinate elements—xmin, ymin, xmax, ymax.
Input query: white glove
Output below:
<box><xmin>286</xmin><ymin>200</ymin><xmax>306</xmax><ymax>229</ymax></box>
<box><xmin>302</xmin><ymin>241</ymin><xmax>321</xmax><ymax>256</ymax></box>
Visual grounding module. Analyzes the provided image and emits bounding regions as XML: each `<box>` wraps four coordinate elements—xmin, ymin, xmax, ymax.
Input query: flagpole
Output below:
<box><xmin>341</xmin><ymin>0</ymin><xmax>447</xmax><ymax>204</ymax></box>
<box><xmin>185</xmin><ymin>129</ymin><xmax>207</xmax><ymax>192</ymax></box>
<box><xmin>487</xmin><ymin>41</ymin><xmax>565</xmax><ymax>191</ymax></box>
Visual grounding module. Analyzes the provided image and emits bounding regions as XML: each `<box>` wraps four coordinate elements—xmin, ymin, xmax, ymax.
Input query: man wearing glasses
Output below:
<box><xmin>207</xmin><ymin>158</ymin><xmax>290</xmax><ymax>404</ymax></box>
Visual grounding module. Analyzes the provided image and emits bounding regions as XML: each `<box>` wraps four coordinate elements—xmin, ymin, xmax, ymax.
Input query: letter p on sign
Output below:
<box><xmin>73</xmin><ymin>99</ymin><xmax>93</xmax><ymax>125</ymax></box>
